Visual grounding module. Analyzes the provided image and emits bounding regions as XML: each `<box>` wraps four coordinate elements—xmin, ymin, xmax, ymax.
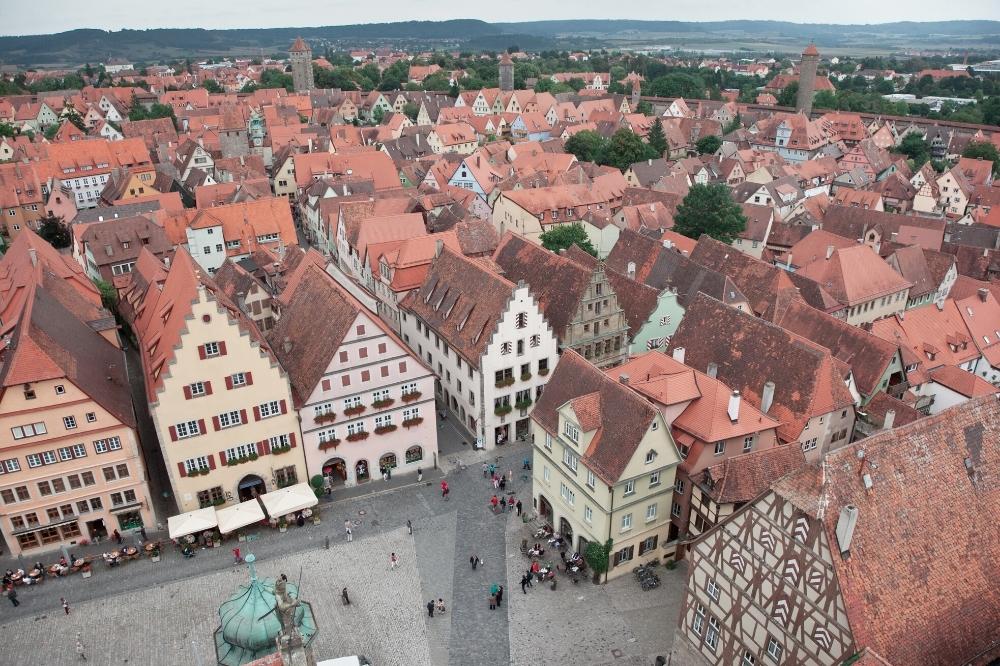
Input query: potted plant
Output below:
<box><xmin>494</xmin><ymin>404</ymin><xmax>512</xmax><ymax>416</ymax></box>
<box><xmin>150</xmin><ymin>547</ymin><xmax>161</xmax><ymax>563</ymax></box>
<box><xmin>538</xmin><ymin>367</ymin><xmax>550</xmax><ymax>377</ymax></box>
<box><xmin>495</xmin><ymin>377</ymin><xmax>515</xmax><ymax>388</ymax></box>
<box><xmin>401</xmin><ymin>391</ymin><xmax>422</xmax><ymax>403</ymax></box>
<box><xmin>515</xmin><ymin>397</ymin><xmax>533</xmax><ymax>411</ymax></box>
<box><xmin>372</xmin><ymin>397</ymin><xmax>395</xmax><ymax>409</ymax></box>
<box><xmin>311</xmin><ymin>507</ymin><xmax>321</xmax><ymax>525</ymax></box>
<box><xmin>344</xmin><ymin>404</ymin><xmax>366</xmax><ymax>417</ymax></box>
<box><xmin>521</xmin><ymin>371</ymin><xmax>532</xmax><ymax>381</ymax></box>
<box><xmin>278</xmin><ymin>518</ymin><xmax>288</xmax><ymax>533</ymax></box>
<box><xmin>346</xmin><ymin>431</ymin><xmax>369</xmax><ymax>442</ymax></box>
<box><xmin>402</xmin><ymin>416</ymin><xmax>424</xmax><ymax>429</ymax></box>
<box><xmin>213</xmin><ymin>497</ymin><xmax>226</xmax><ymax>507</ymax></box>
<box><xmin>315</xmin><ymin>412</ymin><xmax>337</xmax><ymax>424</ymax></box>
<box><xmin>237</xmin><ymin>531</ymin><xmax>246</xmax><ymax>543</ymax></box>
<box><xmin>212</xmin><ymin>530</ymin><xmax>222</xmax><ymax>548</ymax></box>
<box><xmin>374</xmin><ymin>424</ymin><xmax>398</xmax><ymax>435</ymax></box>
<box><xmin>319</xmin><ymin>439</ymin><xmax>341</xmax><ymax>451</ymax></box>
<box><xmin>272</xmin><ymin>445</ymin><xmax>292</xmax><ymax>455</ymax></box>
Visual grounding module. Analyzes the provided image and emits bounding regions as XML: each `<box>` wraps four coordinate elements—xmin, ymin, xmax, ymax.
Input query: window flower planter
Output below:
<box><xmin>401</xmin><ymin>391</ymin><xmax>422</xmax><ymax>403</ymax></box>
<box><xmin>271</xmin><ymin>446</ymin><xmax>291</xmax><ymax>455</ymax></box>
<box><xmin>495</xmin><ymin>377</ymin><xmax>515</xmax><ymax>388</ymax></box>
<box><xmin>402</xmin><ymin>417</ymin><xmax>424</xmax><ymax>429</ymax></box>
<box><xmin>494</xmin><ymin>405</ymin><xmax>513</xmax><ymax>416</ymax></box>
<box><xmin>346</xmin><ymin>431</ymin><xmax>369</xmax><ymax>442</ymax></box>
<box><xmin>521</xmin><ymin>372</ymin><xmax>532</xmax><ymax>381</ymax></box>
<box><xmin>374</xmin><ymin>424</ymin><xmax>398</xmax><ymax>435</ymax></box>
<box><xmin>314</xmin><ymin>412</ymin><xmax>337</xmax><ymax>424</ymax></box>
<box><xmin>515</xmin><ymin>398</ymin><xmax>533</xmax><ymax>411</ymax></box>
<box><xmin>344</xmin><ymin>405</ymin><xmax>366</xmax><ymax>417</ymax></box>
<box><xmin>319</xmin><ymin>439</ymin><xmax>341</xmax><ymax>451</ymax></box>
<box><xmin>372</xmin><ymin>398</ymin><xmax>395</xmax><ymax>409</ymax></box>
<box><xmin>538</xmin><ymin>367</ymin><xmax>550</xmax><ymax>376</ymax></box>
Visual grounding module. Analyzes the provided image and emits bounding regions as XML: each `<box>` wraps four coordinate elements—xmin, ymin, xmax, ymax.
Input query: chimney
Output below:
<box><xmin>883</xmin><ymin>409</ymin><xmax>896</xmax><ymax>430</ymax></box>
<box><xmin>936</xmin><ymin>300</ymin><xmax>944</xmax><ymax>311</ymax></box>
<box><xmin>761</xmin><ymin>380</ymin><xmax>776</xmax><ymax>414</ymax></box>
<box><xmin>835</xmin><ymin>505</ymin><xmax>859</xmax><ymax>558</ymax></box>
<box><xmin>163</xmin><ymin>256</ymin><xmax>171</xmax><ymax>268</ymax></box>
<box><xmin>416</xmin><ymin>133</ymin><xmax>420</xmax><ymax>146</ymax></box>
<box><xmin>618</xmin><ymin>374</ymin><xmax>629</xmax><ymax>385</ymax></box>
<box><xmin>707</xmin><ymin>362</ymin><xmax>718</xmax><ymax>378</ymax></box>
<box><xmin>28</xmin><ymin>248</ymin><xmax>37</xmax><ymax>267</ymax></box>
<box><xmin>282</xmin><ymin>336</ymin><xmax>293</xmax><ymax>354</ymax></box>
<box><xmin>825</xmin><ymin>245</ymin><xmax>834</xmax><ymax>260</ymax></box>
<box><xmin>727</xmin><ymin>390</ymin><xmax>740</xmax><ymax>422</ymax></box>
<box><xmin>978</xmin><ymin>288</ymin><xmax>988</xmax><ymax>303</ymax></box>
<box><xmin>672</xmin><ymin>346</ymin><xmax>685</xmax><ymax>364</ymax></box>
<box><xmin>626</xmin><ymin>261</ymin><xmax>636</xmax><ymax>279</ymax></box>
<box><xmin>786</xmin><ymin>252</ymin><xmax>793</xmax><ymax>268</ymax></box>
<box><xmin>434</xmin><ymin>238</ymin><xmax>444</xmax><ymax>258</ymax></box>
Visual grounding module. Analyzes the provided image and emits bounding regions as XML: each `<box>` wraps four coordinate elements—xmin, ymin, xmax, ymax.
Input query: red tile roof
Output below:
<box><xmin>695</xmin><ymin>444</ymin><xmax>805</xmax><ymax>504</ymax></box>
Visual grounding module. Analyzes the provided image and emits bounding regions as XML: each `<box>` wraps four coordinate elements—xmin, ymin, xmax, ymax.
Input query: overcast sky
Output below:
<box><xmin>4</xmin><ymin>0</ymin><xmax>999</xmax><ymax>36</ymax></box>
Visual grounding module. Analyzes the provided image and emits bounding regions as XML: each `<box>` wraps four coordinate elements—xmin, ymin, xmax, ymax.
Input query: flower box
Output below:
<box><xmin>494</xmin><ymin>405</ymin><xmax>513</xmax><ymax>416</ymax></box>
<box><xmin>495</xmin><ymin>377</ymin><xmax>515</xmax><ymax>388</ymax></box>
<box><xmin>279</xmin><ymin>524</ymin><xmax>287</xmax><ymax>533</ymax></box>
<box><xmin>344</xmin><ymin>405</ymin><xmax>366</xmax><ymax>417</ymax></box>
<box><xmin>374</xmin><ymin>424</ymin><xmax>398</xmax><ymax>435</ymax></box>
<box><xmin>372</xmin><ymin>398</ymin><xmax>395</xmax><ymax>409</ymax></box>
<box><xmin>401</xmin><ymin>391</ymin><xmax>422</xmax><ymax>403</ymax></box>
<box><xmin>538</xmin><ymin>367</ymin><xmax>550</xmax><ymax>377</ymax></box>
<box><xmin>314</xmin><ymin>412</ymin><xmax>338</xmax><ymax>424</ymax></box>
<box><xmin>346</xmin><ymin>431</ymin><xmax>369</xmax><ymax>442</ymax></box>
<box><xmin>520</xmin><ymin>372</ymin><xmax>532</xmax><ymax>381</ymax></box>
<box><xmin>515</xmin><ymin>399</ymin><xmax>533</xmax><ymax>411</ymax></box>
<box><xmin>272</xmin><ymin>445</ymin><xmax>292</xmax><ymax>455</ymax></box>
<box><xmin>402</xmin><ymin>417</ymin><xmax>424</xmax><ymax>429</ymax></box>
<box><xmin>319</xmin><ymin>439</ymin><xmax>341</xmax><ymax>451</ymax></box>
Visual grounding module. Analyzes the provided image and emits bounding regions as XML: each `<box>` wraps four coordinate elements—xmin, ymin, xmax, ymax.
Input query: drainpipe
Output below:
<box><xmin>605</xmin><ymin>483</ymin><xmax>615</xmax><ymax>584</ymax></box>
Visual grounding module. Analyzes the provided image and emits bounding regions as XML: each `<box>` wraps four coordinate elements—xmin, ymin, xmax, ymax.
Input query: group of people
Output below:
<box><xmin>489</xmin><ymin>494</ymin><xmax>523</xmax><ymax>515</ymax></box>
<box><xmin>425</xmin><ymin>598</ymin><xmax>446</xmax><ymax>617</ymax></box>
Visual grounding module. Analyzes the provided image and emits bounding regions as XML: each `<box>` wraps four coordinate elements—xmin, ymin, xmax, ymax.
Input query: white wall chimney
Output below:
<box><xmin>626</xmin><ymin>261</ymin><xmax>636</xmax><ymax>279</ymax></box>
<box><xmin>672</xmin><ymin>346</ymin><xmax>685</xmax><ymax>364</ymax></box>
<box><xmin>707</xmin><ymin>362</ymin><xmax>718</xmax><ymax>378</ymax></box>
<box><xmin>835</xmin><ymin>505</ymin><xmax>859</xmax><ymax>558</ymax></box>
<box><xmin>727</xmin><ymin>390</ymin><xmax>740</xmax><ymax>422</ymax></box>
<box><xmin>619</xmin><ymin>374</ymin><xmax>629</xmax><ymax>385</ymax></box>
<box><xmin>825</xmin><ymin>245</ymin><xmax>834</xmax><ymax>260</ymax></box>
<box><xmin>28</xmin><ymin>248</ymin><xmax>37</xmax><ymax>267</ymax></box>
<box><xmin>883</xmin><ymin>409</ymin><xmax>895</xmax><ymax>430</ymax></box>
<box><xmin>761</xmin><ymin>380</ymin><xmax>776</xmax><ymax>414</ymax></box>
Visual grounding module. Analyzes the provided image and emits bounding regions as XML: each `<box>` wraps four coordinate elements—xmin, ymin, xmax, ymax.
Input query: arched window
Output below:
<box><xmin>379</xmin><ymin>453</ymin><xmax>397</xmax><ymax>469</ymax></box>
<box><xmin>405</xmin><ymin>446</ymin><xmax>423</xmax><ymax>464</ymax></box>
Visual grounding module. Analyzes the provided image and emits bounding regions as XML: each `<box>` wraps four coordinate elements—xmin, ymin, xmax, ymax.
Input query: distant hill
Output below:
<box><xmin>1</xmin><ymin>19</ymin><xmax>998</xmax><ymax>67</ymax></box>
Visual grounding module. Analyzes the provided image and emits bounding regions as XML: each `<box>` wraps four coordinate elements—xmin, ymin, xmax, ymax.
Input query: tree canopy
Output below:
<box><xmin>601</xmin><ymin>128</ymin><xmax>657</xmax><ymax>172</ymax></box>
<box><xmin>962</xmin><ymin>141</ymin><xmax>1000</xmax><ymax>176</ymax></box>
<box><xmin>898</xmin><ymin>132</ymin><xmax>930</xmax><ymax>166</ymax></box>
<box><xmin>673</xmin><ymin>184</ymin><xmax>747</xmax><ymax>245</ymax></box>
<box><xmin>37</xmin><ymin>215</ymin><xmax>72</xmax><ymax>249</ymax></box>
<box><xmin>695</xmin><ymin>135</ymin><xmax>722</xmax><ymax>155</ymax></box>
<box><xmin>539</xmin><ymin>224</ymin><xmax>597</xmax><ymax>257</ymax></box>
<box><xmin>646</xmin><ymin>118</ymin><xmax>667</xmax><ymax>156</ymax></box>
<box><xmin>564</xmin><ymin>130</ymin><xmax>606</xmax><ymax>163</ymax></box>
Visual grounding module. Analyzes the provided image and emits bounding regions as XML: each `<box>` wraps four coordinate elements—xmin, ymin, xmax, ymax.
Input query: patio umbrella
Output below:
<box><xmin>258</xmin><ymin>483</ymin><xmax>317</xmax><ymax>519</ymax></box>
<box><xmin>215</xmin><ymin>498</ymin><xmax>266</xmax><ymax>534</ymax></box>
<box><xmin>167</xmin><ymin>507</ymin><xmax>219</xmax><ymax>539</ymax></box>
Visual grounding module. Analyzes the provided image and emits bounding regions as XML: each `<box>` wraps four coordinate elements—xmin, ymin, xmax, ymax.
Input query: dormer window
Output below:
<box><xmin>563</xmin><ymin>420</ymin><xmax>580</xmax><ymax>443</ymax></box>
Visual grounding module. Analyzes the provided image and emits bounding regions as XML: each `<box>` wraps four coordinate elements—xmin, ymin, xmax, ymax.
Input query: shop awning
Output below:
<box><xmin>167</xmin><ymin>507</ymin><xmax>219</xmax><ymax>539</ymax></box>
<box><xmin>258</xmin><ymin>483</ymin><xmax>317</xmax><ymax>519</ymax></box>
<box><xmin>215</xmin><ymin>499</ymin><xmax>266</xmax><ymax>534</ymax></box>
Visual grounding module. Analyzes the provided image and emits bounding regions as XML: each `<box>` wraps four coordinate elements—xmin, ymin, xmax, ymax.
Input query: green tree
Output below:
<box><xmin>962</xmin><ymin>141</ymin><xmax>1000</xmax><ymax>176</ymax></box>
<box><xmin>898</xmin><ymin>133</ymin><xmax>930</xmax><ymax>166</ymax></box>
<box><xmin>37</xmin><ymin>215</ymin><xmax>71</xmax><ymax>249</ymax></box>
<box><xmin>673</xmin><ymin>184</ymin><xmax>747</xmax><ymax>244</ymax></box>
<box><xmin>201</xmin><ymin>79</ymin><xmax>223</xmax><ymax>94</ymax></box>
<box><xmin>260</xmin><ymin>69</ymin><xmax>294</xmax><ymax>91</ymax></box>
<box><xmin>636</xmin><ymin>100</ymin><xmax>653</xmax><ymax>115</ymax></box>
<box><xmin>539</xmin><ymin>224</ymin><xmax>597</xmax><ymax>257</ymax></box>
<box><xmin>94</xmin><ymin>279</ymin><xmax>118</xmax><ymax>310</ymax></box>
<box><xmin>584</xmin><ymin>538</ymin><xmax>614</xmax><ymax>583</ymax></box>
<box><xmin>601</xmin><ymin>128</ymin><xmax>656</xmax><ymax>172</ymax></box>
<box><xmin>695</xmin><ymin>135</ymin><xmax>722</xmax><ymax>155</ymax></box>
<box><xmin>448</xmin><ymin>83</ymin><xmax>460</xmax><ymax>99</ymax></box>
<box><xmin>647</xmin><ymin>72</ymin><xmax>705</xmax><ymax>99</ymax></box>
<box><xmin>43</xmin><ymin>124</ymin><xmax>59</xmax><ymax>140</ymax></box>
<box><xmin>564</xmin><ymin>130</ymin><xmax>607</xmax><ymax>163</ymax></box>
<box><xmin>777</xmin><ymin>81</ymin><xmax>799</xmax><ymax>107</ymax></box>
<box><xmin>371</xmin><ymin>106</ymin><xmax>385</xmax><ymax>125</ymax></box>
<box><xmin>724</xmin><ymin>114</ymin><xmax>742</xmax><ymax>134</ymax></box>
<box><xmin>812</xmin><ymin>90</ymin><xmax>838</xmax><ymax>110</ymax></box>
<box><xmin>402</xmin><ymin>102</ymin><xmax>420</xmax><ymax>122</ymax></box>
<box><xmin>646</xmin><ymin>118</ymin><xmax>667</xmax><ymax>157</ymax></box>
<box><xmin>0</xmin><ymin>122</ymin><xmax>15</xmax><ymax>138</ymax></box>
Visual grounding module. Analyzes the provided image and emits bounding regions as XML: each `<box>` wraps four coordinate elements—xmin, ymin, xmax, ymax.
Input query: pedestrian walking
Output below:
<box><xmin>407</xmin><ymin>519</ymin><xmax>412</xmax><ymax>535</ymax></box>
<box><xmin>482</xmin><ymin>462</ymin><xmax>489</xmax><ymax>478</ymax></box>
<box><xmin>492</xmin><ymin>475</ymin><xmax>499</xmax><ymax>490</ymax></box>
<box><xmin>507</xmin><ymin>469</ymin><xmax>513</xmax><ymax>483</ymax></box>
<box><xmin>507</xmin><ymin>496</ymin><xmax>516</xmax><ymax>512</ymax></box>
<box><xmin>426</xmin><ymin>600</ymin><xmax>435</xmax><ymax>617</ymax></box>
<box><xmin>389</xmin><ymin>552</ymin><xmax>399</xmax><ymax>570</ymax></box>
<box><xmin>7</xmin><ymin>588</ymin><xmax>18</xmax><ymax>607</ymax></box>
<box><xmin>112</xmin><ymin>529</ymin><xmax>123</xmax><ymax>545</ymax></box>
<box><xmin>61</xmin><ymin>597</ymin><xmax>70</xmax><ymax>614</ymax></box>
<box><xmin>499</xmin><ymin>476</ymin><xmax>507</xmax><ymax>492</ymax></box>
<box><xmin>470</xmin><ymin>554</ymin><xmax>479</xmax><ymax>570</ymax></box>
<box><xmin>520</xmin><ymin>574</ymin><xmax>528</xmax><ymax>594</ymax></box>
<box><xmin>345</xmin><ymin>519</ymin><xmax>353</xmax><ymax>542</ymax></box>
<box><xmin>516</xmin><ymin>500</ymin><xmax>523</xmax><ymax>516</ymax></box>
<box><xmin>496</xmin><ymin>585</ymin><xmax>504</xmax><ymax>605</ymax></box>
<box><xmin>341</xmin><ymin>587</ymin><xmax>351</xmax><ymax>605</ymax></box>
<box><xmin>233</xmin><ymin>547</ymin><xmax>243</xmax><ymax>563</ymax></box>
<box><xmin>386</xmin><ymin>466</ymin><xmax>392</xmax><ymax>480</ymax></box>
<box><xmin>523</xmin><ymin>456</ymin><xmax>531</xmax><ymax>470</ymax></box>
<box><xmin>417</xmin><ymin>468</ymin><xmax>422</xmax><ymax>481</ymax></box>
<box><xmin>525</xmin><ymin>569</ymin><xmax>533</xmax><ymax>587</ymax></box>
<box><xmin>381</xmin><ymin>466</ymin><xmax>388</xmax><ymax>482</ymax></box>
<box><xmin>490</xmin><ymin>495</ymin><xmax>499</xmax><ymax>513</ymax></box>
<box><xmin>488</xmin><ymin>593</ymin><xmax>496</xmax><ymax>610</ymax></box>
<box><xmin>76</xmin><ymin>632</ymin><xmax>86</xmax><ymax>661</ymax></box>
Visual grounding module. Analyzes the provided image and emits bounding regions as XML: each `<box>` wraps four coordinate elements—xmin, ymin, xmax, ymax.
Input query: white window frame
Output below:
<box><xmin>184</xmin><ymin>457</ymin><xmax>210</xmax><ymax>474</ymax></box>
<box><xmin>190</xmin><ymin>381</ymin><xmax>206</xmax><ymax>397</ymax></box>
<box><xmin>707</xmin><ymin>578</ymin><xmax>720</xmax><ymax>601</ymax></box>
<box><xmin>766</xmin><ymin>637</ymin><xmax>783</xmax><ymax>662</ymax></box>
<box><xmin>218</xmin><ymin>410</ymin><xmax>243</xmax><ymax>429</ymax></box>
<box><xmin>646</xmin><ymin>503</ymin><xmax>657</xmax><ymax>522</ymax></box>
<box><xmin>225</xmin><ymin>443</ymin><xmax>256</xmax><ymax>461</ymax></box>
<box><xmin>203</xmin><ymin>341</ymin><xmax>221</xmax><ymax>357</ymax></box>
<box><xmin>562</xmin><ymin>420</ymin><xmax>580</xmax><ymax>443</ymax></box>
<box><xmin>258</xmin><ymin>400</ymin><xmax>280</xmax><ymax>418</ymax></box>
<box><xmin>714</xmin><ymin>441</ymin><xmax>726</xmax><ymax>456</ymax></box>
<box><xmin>624</xmin><ymin>479</ymin><xmax>635</xmax><ymax>495</ymax></box>
<box><xmin>63</xmin><ymin>416</ymin><xmax>77</xmax><ymax>430</ymax></box>
<box><xmin>620</xmin><ymin>513</ymin><xmax>632</xmax><ymax>532</ymax></box>
<box><xmin>650</xmin><ymin>471</ymin><xmax>661</xmax><ymax>486</ymax></box>
<box><xmin>584</xmin><ymin>505</ymin><xmax>593</xmax><ymax>523</ymax></box>
<box><xmin>562</xmin><ymin>447</ymin><xmax>579</xmax><ymax>472</ymax></box>
<box><xmin>743</xmin><ymin>434</ymin><xmax>754</xmax><ymax>452</ymax></box>
<box><xmin>175</xmin><ymin>421</ymin><xmax>201</xmax><ymax>440</ymax></box>
<box><xmin>231</xmin><ymin>372</ymin><xmax>247</xmax><ymax>387</ymax></box>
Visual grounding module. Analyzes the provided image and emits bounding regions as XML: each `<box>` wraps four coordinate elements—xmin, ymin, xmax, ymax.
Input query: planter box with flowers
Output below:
<box><xmin>227</xmin><ymin>453</ymin><xmax>259</xmax><ymax>466</ymax></box>
<box><xmin>271</xmin><ymin>445</ymin><xmax>292</xmax><ymax>455</ymax></box>
<box><xmin>314</xmin><ymin>412</ymin><xmax>337</xmax><ymax>424</ymax></box>
<box><xmin>344</xmin><ymin>405</ymin><xmax>366</xmax><ymax>417</ymax></box>
<box><xmin>346</xmin><ymin>431</ymin><xmax>369</xmax><ymax>442</ymax></box>
<box><xmin>372</xmin><ymin>398</ymin><xmax>395</xmax><ymax>409</ymax></box>
<box><xmin>538</xmin><ymin>367</ymin><xmax>550</xmax><ymax>377</ymax></box>
<box><xmin>374</xmin><ymin>424</ymin><xmax>398</xmax><ymax>435</ymax></box>
<box><xmin>521</xmin><ymin>372</ymin><xmax>532</xmax><ymax>381</ymax></box>
<box><xmin>495</xmin><ymin>377</ymin><xmax>515</xmax><ymax>388</ymax></box>
<box><xmin>319</xmin><ymin>439</ymin><xmax>341</xmax><ymax>452</ymax></box>
<box><xmin>515</xmin><ymin>398</ymin><xmax>533</xmax><ymax>411</ymax></box>
<box><xmin>494</xmin><ymin>404</ymin><xmax>513</xmax><ymax>417</ymax></box>
<box><xmin>402</xmin><ymin>417</ymin><xmax>424</xmax><ymax>429</ymax></box>
<box><xmin>151</xmin><ymin>548</ymin><xmax>161</xmax><ymax>563</ymax></box>
<box><xmin>401</xmin><ymin>391</ymin><xmax>422</xmax><ymax>403</ymax></box>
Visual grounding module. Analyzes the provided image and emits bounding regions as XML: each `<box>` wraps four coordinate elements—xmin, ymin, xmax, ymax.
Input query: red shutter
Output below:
<box><xmin>219</xmin><ymin>450</ymin><xmax>227</xmax><ymax>465</ymax></box>
<box><xmin>359</xmin><ymin>347</ymin><xmax>368</xmax><ymax>359</ymax></box>
<box><xmin>197</xmin><ymin>419</ymin><xmax>206</xmax><ymax>435</ymax></box>
<box><xmin>183</xmin><ymin>385</ymin><xmax>192</xmax><ymax>400</ymax></box>
<box><xmin>177</xmin><ymin>462</ymin><xmax>187</xmax><ymax>477</ymax></box>
<box><xmin>380</xmin><ymin>365</ymin><xmax>389</xmax><ymax>378</ymax></box>
<box><xmin>198</xmin><ymin>345</ymin><xmax>206</xmax><ymax>360</ymax></box>
<box><xmin>288</xmin><ymin>432</ymin><xmax>297</xmax><ymax>448</ymax></box>
<box><xmin>361</xmin><ymin>370</ymin><xmax>370</xmax><ymax>382</ymax></box>
<box><xmin>204</xmin><ymin>381</ymin><xmax>213</xmax><ymax>395</ymax></box>
<box><xmin>321</xmin><ymin>379</ymin><xmax>331</xmax><ymax>391</ymax></box>
<box><xmin>225</xmin><ymin>375</ymin><xmax>233</xmax><ymax>390</ymax></box>
<box><xmin>279</xmin><ymin>399</ymin><xmax>287</xmax><ymax>414</ymax></box>
<box><xmin>218</xmin><ymin>341</ymin><xmax>227</xmax><ymax>356</ymax></box>
<box><xmin>399</xmin><ymin>361</ymin><xmax>407</xmax><ymax>373</ymax></box>
<box><xmin>341</xmin><ymin>375</ymin><xmax>351</xmax><ymax>387</ymax></box>
<box><xmin>212</xmin><ymin>416</ymin><xmax>221</xmax><ymax>431</ymax></box>
<box><xmin>253</xmin><ymin>406</ymin><xmax>261</xmax><ymax>421</ymax></box>
<box><xmin>339</xmin><ymin>351</ymin><xmax>348</xmax><ymax>362</ymax></box>
<box><xmin>169</xmin><ymin>426</ymin><xmax>178</xmax><ymax>442</ymax></box>
<box><xmin>208</xmin><ymin>455</ymin><xmax>216</xmax><ymax>470</ymax></box>
<box><xmin>245</xmin><ymin>372</ymin><xmax>254</xmax><ymax>386</ymax></box>
<box><xmin>260</xmin><ymin>438</ymin><xmax>271</xmax><ymax>455</ymax></box>
<box><xmin>239</xmin><ymin>409</ymin><xmax>248</xmax><ymax>424</ymax></box>
<box><xmin>378</xmin><ymin>342</ymin><xmax>387</xmax><ymax>354</ymax></box>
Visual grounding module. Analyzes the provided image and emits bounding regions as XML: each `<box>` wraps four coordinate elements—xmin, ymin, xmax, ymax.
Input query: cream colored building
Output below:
<box><xmin>531</xmin><ymin>351</ymin><xmax>681</xmax><ymax>579</ymax></box>
<box><xmin>126</xmin><ymin>248</ymin><xmax>306</xmax><ymax>514</ymax></box>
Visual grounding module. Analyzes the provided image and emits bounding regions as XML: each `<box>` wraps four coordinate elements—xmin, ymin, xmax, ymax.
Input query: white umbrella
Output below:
<box><xmin>259</xmin><ymin>483</ymin><xmax>318</xmax><ymax>519</ymax></box>
<box><xmin>215</xmin><ymin>499</ymin><xmax>266</xmax><ymax>534</ymax></box>
<box><xmin>167</xmin><ymin>507</ymin><xmax>218</xmax><ymax>539</ymax></box>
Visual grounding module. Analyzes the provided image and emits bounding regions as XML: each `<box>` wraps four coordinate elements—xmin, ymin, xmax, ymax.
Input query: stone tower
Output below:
<box><xmin>499</xmin><ymin>52</ymin><xmax>514</xmax><ymax>92</ymax></box>
<box><xmin>289</xmin><ymin>37</ymin><xmax>314</xmax><ymax>93</ymax></box>
<box><xmin>796</xmin><ymin>43</ymin><xmax>820</xmax><ymax>116</ymax></box>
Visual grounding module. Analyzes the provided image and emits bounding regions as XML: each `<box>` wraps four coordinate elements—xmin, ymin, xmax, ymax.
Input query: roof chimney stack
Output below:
<box><xmin>435</xmin><ymin>238</ymin><xmax>444</xmax><ymax>258</ymax></box>
<box><xmin>618</xmin><ymin>374</ymin><xmax>629</xmax><ymax>385</ymax></box>
<box><xmin>28</xmin><ymin>248</ymin><xmax>37</xmax><ymax>267</ymax></box>
<box><xmin>626</xmin><ymin>261</ymin><xmax>636</xmax><ymax>279</ymax></box>
<box><xmin>707</xmin><ymin>362</ymin><xmax>718</xmax><ymax>378</ymax></box>
<box><xmin>978</xmin><ymin>288</ymin><xmax>988</xmax><ymax>303</ymax></box>
<box><xmin>727</xmin><ymin>390</ymin><xmax>741</xmax><ymax>422</ymax></box>
<box><xmin>883</xmin><ymin>409</ymin><xmax>895</xmax><ymax>430</ymax></box>
<box><xmin>826</xmin><ymin>245</ymin><xmax>834</xmax><ymax>260</ymax></box>
<box><xmin>761</xmin><ymin>380</ymin><xmax>776</xmax><ymax>414</ymax></box>
<box><xmin>672</xmin><ymin>346</ymin><xmax>685</xmax><ymax>364</ymax></box>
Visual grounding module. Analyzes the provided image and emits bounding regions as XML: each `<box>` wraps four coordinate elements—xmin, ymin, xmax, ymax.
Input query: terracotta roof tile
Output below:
<box><xmin>695</xmin><ymin>444</ymin><xmax>805</xmax><ymax>504</ymax></box>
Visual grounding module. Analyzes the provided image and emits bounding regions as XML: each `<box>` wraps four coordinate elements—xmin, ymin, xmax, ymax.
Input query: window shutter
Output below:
<box><xmin>212</xmin><ymin>416</ymin><xmax>221</xmax><ymax>431</ymax></box>
<box><xmin>198</xmin><ymin>345</ymin><xmax>206</xmax><ymax>360</ymax></box>
<box><xmin>341</xmin><ymin>375</ymin><xmax>351</xmax><ymax>387</ymax></box>
<box><xmin>218</xmin><ymin>341</ymin><xmax>228</xmax><ymax>356</ymax></box>
<box><xmin>169</xmin><ymin>425</ymin><xmax>178</xmax><ymax>441</ymax></box>
<box><xmin>289</xmin><ymin>432</ymin><xmax>296</xmax><ymax>448</ymax></box>
<box><xmin>260</xmin><ymin>438</ymin><xmax>271</xmax><ymax>455</ymax></box>
<box><xmin>321</xmin><ymin>379</ymin><xmax>331</xmax><ymax>391</ymax></box>
<box><xmin>253</xmin><ymin>406</ymin><xmax>261</xmax><ymax>421</ymax></box>
<box><xmin>225</xmin><ymin>375</ymin><xmax>233</xmax><ymax>390</ymax></box>
<box><xmin>204</xmin><ymin>381</ymin><xmax>213</xmax><ymax>395</ymax></box>
<box><xmin>197</xmin><ymin>419</ymin><xmax>206</xmax><ymax>435</ymax></box>
<box><xmin>361</xmin><ymin>370</ymin><xmax>370</xmax><ymax>382</ymax></box>
<box><xmin>245</xmin><ymin>372</ymin><xmax>254</xmax><ymax>386</ymax></box>
<box><xmin>177</xmin><ymin>462</ymin><xmax>187</xmax><ymax>477</ymax></box>
<box><xmin>378</xmin><ymin>342</ymin><xmax>386</xmax><ymax>354</ymax></box>
<box><xmin>239</xmin><ymin>409</ymin><xmax>248</xmax><ymax>424</ymax></box>
<box><xmin>208</xmin><ymin>455</ymin><xmax>216</xmax><ymax>470</ymax></box>
<box><xmin>398</xmin><ymin>361</ymin><xmax>407</xmax><ymax>373</ymax></box>
<box><xmin>219</xmin><ymin>451</ymin><xmax>227</xmax><ymax>465</ymax></box>
<box><xmin>279</xmin><ymin>399</ymin><xmax>287</xmax><ymax>414</ymax></box>
<box><xmin>380</xmin><ymin>365</ymin><xmax>389</xmax><ymax>378</ymax></box>
<box><xmin>183</xmin><ymin>385</ymin><xmax>192</xmax><ymax>400</ymax></box>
